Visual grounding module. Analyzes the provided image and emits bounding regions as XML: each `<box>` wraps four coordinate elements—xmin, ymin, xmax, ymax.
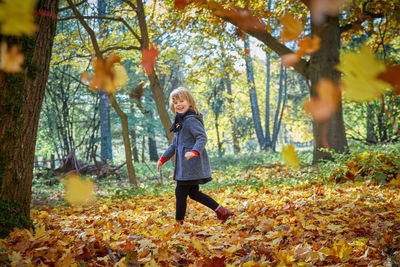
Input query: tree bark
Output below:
<box><xmin>308</xmin><ymin>16</ymin><xmax>348</xmax><ymax>163</ymax></box>
<box><xmin>244</xmin><ymin>36</ymin><xmax>265</xmax><ymax>149</ymax></box>
<box><xmin>0</xmin><ymin>0</ymin><xmax>59</xmax><ymax>237</ymax></box>
<box><xmin>220</xmin><ymin>42</ymin><xmax>240</xmax><ymax>153</ymax></box>
<box><xmin>98</xmin><ymin>0</ymin><xmax>113</xmax><ymax>161</ymax></box>
<box><xmin>264</xmin><ymin>51</ymin><xmax>272</xmax><ymax>151</ymax></box>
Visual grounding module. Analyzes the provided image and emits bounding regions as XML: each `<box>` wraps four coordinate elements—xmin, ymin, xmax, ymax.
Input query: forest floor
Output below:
<box><xmin>1</xmin><ymin>162</ymin><xmax>400</xmax><ymax>266</ymax></box>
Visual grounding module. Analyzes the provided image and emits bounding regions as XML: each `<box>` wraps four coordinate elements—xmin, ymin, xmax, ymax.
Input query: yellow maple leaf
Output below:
<box><xmin>0</xmin><ymin>42</ymin><xmax>24</xmax><ymax>73</ymax></box>
<box><xmin>337</xmin><ymin>46</ymin><xmax>390</xmax><ymax>102</ymax></box>
<box><xmin>62</xmin><ymin>173</ymin><xmax>96</xmax><ymax>206</ymax></box>
<box><xmin>87</xmin><ymin>53</ymin><xmax>128</xmax><ymax>94</ymax></box>
<box><xmin>281</xmin><ymin>144</ymin><xmax>300</xmax><ymax>168</ymax></box>
<box><xmin>279</xmin><ymin>13</ymin><xmax>304</xmax><ymax>42</ymax></box>
<box><xmin>0</xmin><ymin>0</ymin><xmax>38</xmax><ymax>36</ymax></box>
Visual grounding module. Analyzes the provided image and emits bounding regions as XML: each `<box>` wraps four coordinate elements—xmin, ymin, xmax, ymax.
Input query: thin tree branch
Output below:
<box><xmin>58</xmin><ymin>0</ymin><xmax>87</xmax><ymax>12</ymax></box>
<box><xmin>58</xmin><ymin>15</ymin><xmax>142</xmax><ymax>42</ymax></box>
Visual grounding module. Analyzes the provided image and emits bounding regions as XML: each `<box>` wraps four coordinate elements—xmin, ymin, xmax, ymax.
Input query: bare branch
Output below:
<box><xmin>66</xmin><ymin>0</ymin><xmax>102</xmax><ymax>58</ymax></box>
<box><xmin>58</xmin><ymin>0</ymin><xmax>87</xmax><ymax>12</ymax></box>
<box><xmin>58</xmin><ymin>15</ymin><xmax>142</xmax><ymax>42</ymax></box>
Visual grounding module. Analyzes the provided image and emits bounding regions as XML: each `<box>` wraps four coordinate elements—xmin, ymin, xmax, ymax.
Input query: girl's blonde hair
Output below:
<box><xmin>169</xmin><ymin>87</ymin><xmax>200</xmax><ymax>114</ymax></box>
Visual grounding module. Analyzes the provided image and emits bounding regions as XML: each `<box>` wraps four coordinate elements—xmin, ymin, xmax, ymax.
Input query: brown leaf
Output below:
<box><xmin>174</xmin><ymin>0</ymin><xmax>191</xmax><ymax>10</ymax></box>
<box><xmin>212</xmin><ymin>6</ymin><xmax>267</xmax><ymax>32</ymax></box>
<box><xmin>378</xmin><ymin>65</ymin><xmax>400</xmax><ymax>95</ymax></box>
<box><xmin>141</xmin><ymin>43</ymin><xmax>159</xmax><ymax>76</ymax></box>
<box><xmin>0</xmin><ymin>41</ymin><xmax>24</xmax><ymax>73</ymax></box>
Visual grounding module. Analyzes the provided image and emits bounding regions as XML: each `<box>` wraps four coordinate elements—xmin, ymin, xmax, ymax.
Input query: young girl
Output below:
<box><xmin>157</xmin><ymin>87</ymin><xmax>232</xmax><ymax>224</ymax></box>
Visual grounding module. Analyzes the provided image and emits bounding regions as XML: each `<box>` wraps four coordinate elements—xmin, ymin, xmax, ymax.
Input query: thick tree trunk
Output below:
<box><xmin>0</xmin><ymin>0</ymin><xmax>59</xmax><ymax>237</ymax></box>
<box><xmin>309</xmin><ymin>17</ymin><xmax>348</xmax><ymax>163</ymax></box>
<box><xmin>244</xmin><ymin>36</ymin><xmax>265</xmax><ymax>149</ymax></box>
<box><xmin>135</xmin><ymin>0</ymin><xmax>173</xmax><ymax>144</ymax></box>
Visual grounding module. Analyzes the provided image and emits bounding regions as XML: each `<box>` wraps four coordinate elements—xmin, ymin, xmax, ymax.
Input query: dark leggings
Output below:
<box><xmin>175</xmin><ymin>184</ymin><xmax>219</xmax><ymax>220</ymax></box>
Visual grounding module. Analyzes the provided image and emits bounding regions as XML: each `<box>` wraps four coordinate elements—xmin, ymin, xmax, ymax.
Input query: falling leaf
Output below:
<box><xmin>130</xmin><ymin>82</ymin><xmax>144</xmax><ymax>107</ymax></box>
<box><xmin>337</xmin><ymin>46</ymin><xmax>390</xmax><ymax>102</ymax></box>
<box><xmin>62</xmin><ymin>173</ymin><xmax>96</xmax><ymax>206</ymax></box>
<box><xmin>174</xmin><ymin>0</ymin><xmax>191</xmax><ymax>10</ymax></box>
<box><xmin>304</xmin><ymin>78</ymin><xmax>341</xmax><ymax>122</ymax></box>
<box><xmin>212</xmin><ymin>5</ymin><xmax>268</xmax><ymax>32</ymax></box>
<box><xmin>378</xmin><ymin>65</ymin><xmax>400</xmax><ymax>95</ymax></box>
<box><xmin>0</xmin><ymin>42</ymin><xmax>24</xmax><ymax>73</ymax></box>
<box><xmin>80</xmin><ymin>71</ymin><xmax>90</xmax><ymax>85</ymax></box>
<box><xmin>141</xmin><ymin>43</ymin><xmax>159</xmax><ymax>76</ymax></box>
<box><xmin>0</xmin><ymin>0</ymin><xmax>38</xmax><ymax>36</ymax></box>
<box><xmin>87</xmin><ymin>53</ymin><xmax>128</xmax><ymax>94</ymax></box>
<box><xmin>281</xmin><ymin>53</ymin><xmax>300</xmax><ymax>67</ymax></box>
<box><xmin>297</xmin><ymin>36</ymin><xmax>321</xmax><ymax>56</ymax></box>
<box><xmin>311</xmin><ymin>0</ymin><xmax>350</xmax><ymax>24</ymax></box>
<box><xmin>281</xmin><ymin>144</ymin><xmax>300</xmax><ymax>168</ymax></box>
<box><xmin>279</xmin><ymin>13</ymin><xmax>304</xmax><ymax>42</ymax></box>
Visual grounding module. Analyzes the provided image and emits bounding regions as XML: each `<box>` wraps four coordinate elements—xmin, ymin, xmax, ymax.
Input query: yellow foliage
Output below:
<box><xmin>337</xmin><ymin>46</ymin><xmax>390</xmax><ymax>102</ymax></box>
<box><xmin>0</xmin><ymin>0</ymin><xmax>37</xmax><ymax>36</ymax></box>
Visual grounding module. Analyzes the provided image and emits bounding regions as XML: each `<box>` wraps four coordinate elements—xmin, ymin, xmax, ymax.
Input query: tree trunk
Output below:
<box><xmin>98</xmin><ymin>0</ymin><xmax>113</xmax><ymax>161</ymax></box>
<box><xmin>272</xmin><ymin>67</ymin><xmax>288</xmax><ymax>151</ymax></box>
<box><xmin>220</xmin><ymin>43</ymin><xmax>240</xmax><ymax>153</ymax></box>
<box><xmin>309</xmin><ymin>16</ymin><xmax>348</xmax><ymax>163</ymax></box>
<box><xmin>135</xmin><ymin>0</ymin><xmax>173</xmax><ymax>144</ymax></box>
<box><xmin>366</xmin><ymin>103</ymin><xmax>377</xmax><ymax>143</ymax></box>
<box><xmin>264</xmin><ymin>51</ymin><xmax>272</xmax><ymax>151</ymax></box>
<box><xmin>147</xmin><ymin>111</ymin><xmax>159</xmax><ymax>161</ymax></box>
<box><xmin>0</xmin><ymin>0</ymin><xmax>59</xmax><ymax>237</ymax></box>
<box><xmin>244</xmin><ymin>36</ymin><xmax>265</xmax><ymax>149</ymax></box>
<box><xmin>130</xmin><ymin>128</ymin><xmax>139</xmax><ymax>162</ymax></box>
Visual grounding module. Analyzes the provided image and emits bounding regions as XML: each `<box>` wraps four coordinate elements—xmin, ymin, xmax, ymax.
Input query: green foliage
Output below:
<box><xmin>316</xmin><ymin>142</ymin><xmax>400</xmax><ymax>185</ymax></box>
<box><xmin>0</xmin><ymin>248</ymin><xmax>10</xmax><ymax>267</ymax></box>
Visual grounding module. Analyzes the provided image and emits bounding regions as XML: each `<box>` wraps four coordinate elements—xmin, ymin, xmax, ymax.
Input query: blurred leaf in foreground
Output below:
<box><xmin>281</xmin><ymin>144</ymin><xmax>300</xmax><ymax>168</ymax></box>
<box><xmin>0</xmin><ymin>0</ymin><xmax>38</xmax><ymax>36</ymax></box>
<box><xmin>337</xmin><ymin>46</ymin><xmax>390</xmax><ymax>102</ymax></box>
<box><xmin>0</xmin><ymin>42</ymin><xmax>24</xmax><ymax>73</ymax></box>
<box><xmin>63</xmin><ymin>173</ymin><xmax>96</xmax><ymax>206</ymax></box>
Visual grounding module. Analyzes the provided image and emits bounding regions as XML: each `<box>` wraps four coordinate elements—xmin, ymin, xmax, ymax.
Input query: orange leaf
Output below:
<box><xmin>87</xmin><ymin>53</ymin><xmax>127</xmax><ymax>94</ymax></box>
<box><xmin>141</xmin><ymin>43</ymin><xmax>159</xmax><ymax>76</ymax></box>
<box><xmin>174</xmin><ymin>0</ymin><xmax>191</xmax><ymax>10</ymax></box>
<box><xmin>378</xmin><ymin>65</ymin><xmax>400</xmax><ymax>95</ymax></box>
<box><xmin>297</xmin><ymin>36</ymin><xmax>321</xmax><ymax>56</ymax></box>
<box><xmin>281</xmin><ymin>53</ymin><xmax>300</xmax><ymax>67</ymax></box>
<box><xmin>304</xmin><ymin>78</ymin><xmax>341</xmax><ymax>122</ymax></box>
<box><xmin>0</xmin><ymin>41</ymin><xmax>24</xmax><ymax>73</ymax></box>
<box><xmin>212</xmin><ymin>6</ymin><xmax>267</xmax><ymax>32</ymax></box>
<box><xmin>279</xmin><ymin>13</ymin><xmax>304</xmax><ymax>42</ymax></box>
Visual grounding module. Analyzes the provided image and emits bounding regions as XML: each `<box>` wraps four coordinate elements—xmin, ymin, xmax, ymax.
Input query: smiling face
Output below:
<box><xmin>173</xmin><ymin>97</ymin><xmax>190</xmax><ymax>114</ymax></box>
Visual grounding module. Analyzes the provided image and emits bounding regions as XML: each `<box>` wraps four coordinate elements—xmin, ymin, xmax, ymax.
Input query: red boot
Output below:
<box><xmin>215</xmin><ymin>206</ymin><xmax>232</xmax><ymax>223</ymax></box>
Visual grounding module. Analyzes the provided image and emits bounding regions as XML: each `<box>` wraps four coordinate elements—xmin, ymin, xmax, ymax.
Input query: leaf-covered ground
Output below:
<box><xmin>1</xmin><ymin>165</ymin><xmax>400</xmax><ymax>266</ymax></box>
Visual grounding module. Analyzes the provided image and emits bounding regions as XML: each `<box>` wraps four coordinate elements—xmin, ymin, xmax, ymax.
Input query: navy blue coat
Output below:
<box><xmin>162</xmin><ymin>114</ymin><xmax>211</xmax><ymax>181</ymax></box>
